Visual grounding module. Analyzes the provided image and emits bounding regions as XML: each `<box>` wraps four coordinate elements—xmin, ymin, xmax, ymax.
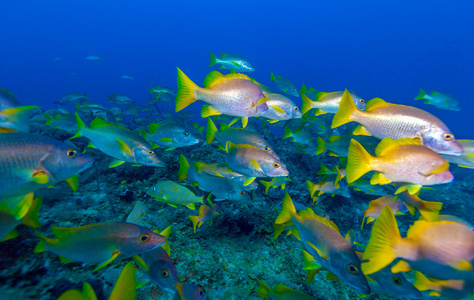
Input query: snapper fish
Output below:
<box><xmin>108</xmin><ymin>94</ymin><xmax>134</xmax><ymax>105</ymax></box>
<box><xmin>72</xmin><ymin>114</ymin><xmax>163</xmax><ymax>168</ymax></box>
<box><xmin>142</xmin><ymin>122</ymin><xmax>201</xmax><ymax>150</ymax></box>
<box><xmin>275</xmin><ymin>194</ymin><xmax>370</xmax><ymax>294</ymax></box>
<box><xmin>256</xmin><ymin>279</ymin><xmax>316</xmax><ymax>300</ymax></box>
<box><xmin>44</xmin><ymin>113</ymin><xmax>77</xmax><ymax>134</ymax></box>
<box><xmin>415</xmin><ymin>88</ymin><xmax>460</xmax><ymax>111</ymax></box>
<box><xmin>0</xmin><ymin>105</ymin><xmax>40</xmax><ymax>132</ymax></box>
<box><xmin>270</xmin><ymin>73</ymin><xmax>299</xmax><ymax>97</ymax></box>
<box><xmin>332</xmin><ymin>90</ymin><xmax>464</xmax><ymax>155</ymax></box>
<box><xmin>176</xmin><ymin>69</ymin><xmax>269</xmax><ymax>126</ymax></box>
<box><xmin>188</xmin><ymin>202</ymin><xmax>221</xmax><ymax>234</ymax></box>
<box><xmin>395</xmin><ymin>184</ymin><xmax>443</xmax><ymax>222</ymax></box>
<box><xmin>0</xmin><ymin>133</ymin><xmax>93</xmax><ymax>218</ymax></box>
<box><xmin>316</xmin><ymin>135</ymin><xmax>379</xmax><ymax>157</ymax></box>
<box><xmin>224</xmin><ymin>142</ymin><xmax>289</xmax><ymax>184</ymax></box>
<box><xmin>440</xmin><ymin>139</ymin><xmax>474</xmax><ymax>168</ymax></box>
<box><xmin>55</xmin><ymin>92</ymin><xmax>88</xmax><ymax>105</ymax></box>
<box><xmin>346</xmin><ymin>137</ymin><xmax>454</xmax><ymax>195</ymax></box>
<box><xmin>85</xmin><ymin>56</ymin><xmax>104</xmax><ymax>60</ymax></box>
<box><xmin>208</xmin><ymin>52</ymin><xmax>254</xmax><ymax>72</ymax></box>
<box><xmin>259</xmin><ymin>93</ymin><xmax>302</xmax><ymax>122</ymax></box>
<box><xmin>206</xmin><ymin>118</ymin><xmax>279</xmax><ymax>159</ymax></box>
<box><xmin>413</xmin><ymin>271</ymin><xmax>474</xmax><ymax>299</ymax></box>
<box><xmin>0</xmin><ymin>195</ymin><xmax>41</xmax><ymax>242</ymax></box>
<box><xmin>283</xmin><ymin>127</ymin><xmax>313</xmax><ymax>145</ymax></box>
<box><xmin>362</xmin><ymin>206</ymin><xmax>474</xmax><ymax>281</ymax></box>
<box><xmin>301</xmin><ymin>90</ymin><xmax>366</xmax><ymax>115</ymax></box>
<box><xmin>259</xmin><ymin>177</ymin><xmax>292</xmax><ymax>195</ymax></box>
<box><xmin>146</xmin><ymin>181</ymin><xmax>205</xmax><ymax>210</ymax></box>
<box><xmin>361</xmin><ymin>195</ymin><xmax>407</xmax><ymax>229</ymax></box>
<box><xmin>35</xmin><ymin>222</ymin><xmax>166</xmax><ymax>271</ymax></box>
<box><xmin>174</xmin><ymin>283</ymin><xmax>206</xmax><ymax>300</ymax></box>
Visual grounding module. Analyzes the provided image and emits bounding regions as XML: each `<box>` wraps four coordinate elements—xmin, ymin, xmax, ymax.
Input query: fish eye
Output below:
<box><xmin>443</xmin><ymin>133</ymin><xmax>453</xmax><ymax>141</ymax></box>
<box><xmin>392</xmin><ymin>276</ymin><xmax>403</xmax><ymax>285</ymax></box>
<box><xmin>183</xmin><ymin>131</ymin><xmax>189</xmax><ymax>136</ymax></box>
<box><xmin>161</xmin><ymin>269</ymin><xmax>169</xmax><ymax>278</ymax></box>
<box><xmin>272</xmin><ymin>162</ymin><xmax>280</xmax><ymax>169</ymax></box>
<box><xmin>240</xmin><ymin>191</ymin><xmax>246</xmax><ymax>196</ymax></box>
<box><xmin>346</xmin><ymin>264</ymin><xmax>359</xmax><ymax>274</ymax></box>
<box><xmin>138</xmin><ymin>233</ymin><xmax>150</xmax><ymax>243</ymax></box>
<box><xmin>147</xmin><ymin>150</ymin><xmax>154</xmax><ymax>156</ymax></box>
<box><xmin>264</xmin><ymin>146</ymin><xmax>270</xmax><ymax>152</ymax></box>
<box><xmin>198</xmin><ymin>287</ymin><xmax>204</xmax><ymax>296</ymax></box>
<box><xmin>66</xmin><ymin>149</ymin><xmax>77</xmax><ymax>158</ymax></box>
<box><xmin>294</xmin><ymin>106</ymin><xmax>299</xmax><ymax>111</ymax></box>
<box><xmin>360</xmin><ymin>99</ymin><xmax>365</xmax><ymax>103</ymax></box>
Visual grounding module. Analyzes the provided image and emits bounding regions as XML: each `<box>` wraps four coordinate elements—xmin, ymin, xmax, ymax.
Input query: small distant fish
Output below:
<box><xmin>58</xmin><ymin>261</ymin><xmax>137</xmax><ymax>300</ymax></box>
<box><xmin>146</xmin><ymin>181</ymin><xmax>205</xmax><ymax>210</ymax></box>
<box><xmin>188</xmin><ymin>203</ymin><xmax>221</xmax><ymax>233</ymax></box>
<box><xmin>260</xmin><ymin>93</ymin><xmax>302</xmax><ymax>121</ymax></box>
<box><xmin>85</xmin><ymin>56</ymin><xmax>104</xmax><ymax>60</ymax></box>
<box><xmin>44</xmin><ymin>113</ymin><xmax>77</xmax><ymax>134</ymax></box>
<box><xmin>225</xmin><ymin>142</ymin><xmax>289</xmax><ymax>182</ymax></box>
<box><xmin>121</xmin><ymin>75</ymin><xmax>134</xmax><ymax>81</ymax></box>
<box><xmin>108</xmin><ymin>94</ymin><xmax>134</xmax><ymax>105</ymax></box>
<box><xmin>259</xmin><ymin>177</ymin><xmax>291</xmax><ymax>194</ymax></box>
<box><xmin>72</xmin><ymin>114</ymin><xmax>163</xmax><ymax>168</ymax></box>
<box><xmin>174</xmin><ymin>283</ymin><xmax>206</xmax><ymax>300</ymax></box>
<box><xmin>209</xmin><ymin>52</ymin><xmax>254</xmax><ymax>72</ymax></box>
<box><xmin>306</xmin><ymin>168</ymin><xmax>350</xmax><ymax>201</ymax></box>
<box><xmin>57</xmin><ymin>92</ymin><xmax>88</xmax><ymax>105</ymax></box>
<box><xmin>53</xmin><ymin>56</ymin><xmax>66</xmax><ymax>61</ymax></box>
<box><xmin>275</xmin><ymin>194</ymin><xmax>370</xmax><ymax>294</ymax></box>
<box><xmin>283</xmin><ymin>126</ymin><xmax>313</xmax><ymax>145</ymax></box>
<box><xmin>413</xmin><ymin>271</ymin><xmax>474</xmax><ymax>299</ymax></box>
<box><xmin>361</xmin><ymin>195</ymin><xmax>407</xmax><ymax>229</ymax></box>
<box><xmin>207</xmin><ymin>118</ymin><xmax>279</xmax><ymax>159</ymax></box>
<box><xmin>256</xmin><ymin>279</ymin><xmax>316</xmax><ymax>299</ymax></box>
<box><xmin>302</xmin><ymin>90</ymin><xmax>366</xmax><ymax>116</ymax></box>
<box><xmin>415</xmin><ymin>88</ymin><xmax>460</xmax><ymax>111</ymax></box>
<box><xmin>349</xmin><ymin>178</ymin><xmax>394</xmax><ymax>196</ymax></box>
<box><xmin>362</xmin><ymin>206</ymin><xmax>474</xmax><ymax>281</ymax></box>
<box><xmin>270</xmin><ymin>73</ymin><xmax>299</xmax><ymax>97</ymax></box>
<box><xmin>143</xmin><ymin>122</ymin><xmax>201</xmax><ymax>150</ymax></box>
<box><xmin>332</xmin><ymin>90</ymin><xmax>463</xmax><ymax>155</ymax></box>
<box><xmin>148</xmin><ymin>86</ymin><xmax>177</xmax><ymax>97</ymax></box>
<box><xmin>35</xmin><ymin>222</ymin><xmax>166</xmax><ymax>271</ymax></box>
<box><xmin>0</xmin><ymin>105</ymin><xmax>40</xmax><ymax>132</ymax></box>
<box><xmin>347</xmin><ymin>138</ymin><xmax>454</xmax><ymax>195</ymax></box>
<box><xmin>176</xmin><ymin>69</ymin><xmax>268</xmax><ymax>124</ymax></box>
<box><xmin>316</xmin><ymin>135</ymin><xmax>379</xmax><ymax>157</ymax></box>
<box><xmin>0</xmin><ymin>88</ymin><xmax>22</xmax><ymax>110</ymax></box>
<box><xmin>395</xmin><ymin>185</ymin><xmax>443</xmax><ymax>222</ymax></box>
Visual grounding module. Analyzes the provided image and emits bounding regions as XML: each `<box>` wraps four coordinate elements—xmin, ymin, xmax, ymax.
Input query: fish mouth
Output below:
<box><xmin>79</xmin><ymin>158</ymin><xmax>94</xmax><ymax>173</ymax></box>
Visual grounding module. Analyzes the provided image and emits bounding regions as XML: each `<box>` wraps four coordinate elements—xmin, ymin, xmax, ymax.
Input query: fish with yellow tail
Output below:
<box><xmin>188</xmin><ymin>202</ymin><xmax>220</xmax><ymax>234</ymax></box>
<box><xmin>57</xmin><ymin>261</ymin><xmax>137</xmax><ymax>300</ymax></box>
<box><xmin>346</xmin><ymin>137</ymin><xmax>453</xmax><ymax>195</ymax></box>
<box><xmin>175</xmin><ymin>69</ymin><xmax>269</xmax><ymax>127</ymax></box>
<box><xmin>0</xmin><ymin>133</ymin><xmax>92</xmax><ymax>219</ymax></box>
<box><xmin>331</xmin><ymin>89</ymin><xmax>464</xmax><ymax>155</ymax></box>
<box><xmin>256</xmin><ymin>279</ymin><xmax>316</xmax><ymax>299</ymax></box>
<box><xmin>362</xmin><ymin>206</ymin><xmax>474</xmax><ymax>280</ymax></box>
<box><xmin>395</xmin><ymin>184</ymin><xmax>443</xmax><ymax>222</ymax></box>
<box><xmin>146</xmin><ymin>181</ymin><xmax>205</xmax><ymax>210</ymax></box>
<box><xmin>360</xmin><ymin>195</ymin><xmax>408</xmax><ymax>229</ymax></box>
<box><xmin>224</xmin><ymin>141</ymin><xmax>289</xmax><ymax>185</ymax></box>
<box><xmin>441</xmin><ymin>139</ymin><xmax>474</xmax><ymax>168</ymax></box>
<box><xmin>0</xmin><ymin>195</ymin><xmax>41</xmax><ymax>242</ymax></box>
<box><xmin>174</xmin><ymin>283</ymin><xmax>206</xmax><ymax>300</ymax></box>
<box><xmin>72</xmin><ymin>113</ymin><xmax>163</xmax><ymax>168</ymax></box>
<box><xmin>413</xmin><ymin>271</ymin><xmax>474</xmax><ymax>298</ymax></box>
<box><xmin>35</xmin><ymin>222</ymin><xmax>166</xmax><ymax>271</ymax></box>
<box><xmin>274</xmin><ymin>193</ymin><xmax>370</xmax><ymax>294</ymax></box>
<box><xmin>301</xmin><ymin>90</ymin><xmax>365</xmax><ymax>115</ymax></box>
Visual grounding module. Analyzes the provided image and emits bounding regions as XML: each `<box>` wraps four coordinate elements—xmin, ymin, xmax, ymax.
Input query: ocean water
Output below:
<box><xmin>1</xmin><ymin>0</ymin><xmax>474</xmax><ymax>299</ymax></box>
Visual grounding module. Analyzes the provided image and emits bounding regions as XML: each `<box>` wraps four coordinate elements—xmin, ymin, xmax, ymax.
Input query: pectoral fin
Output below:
<box><xmin>93</xmin><ymin>251</ymin><xmax>121</xmax><ymax>272</ymax></box>
<box><xmin>117</xmin><ymin>138</ymin><xmax>133</xmax><ymax>156</ymax></box>
<box><xmin>65</xmin><ymin>175</ymin><xmax>78</xmax><ymax>192</ymax></box>
<box><xmin>132</xmin><ymin>255</ymin><xmax>150</xmax><ymax>272</ymax></box>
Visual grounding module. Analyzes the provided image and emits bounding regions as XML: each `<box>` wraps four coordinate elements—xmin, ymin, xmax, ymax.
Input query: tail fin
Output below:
<box><xmin>316</xmin><ymin>137</ymin><xmax>326</xmax><ymax>155</ymax></box>
<box><xmin>178</xmin><ymin>154</ymin><xmax>190</xmax><ymax>181</ymax></box>
<box><xmin>22</xmin><ymin>196</ymin><xmax>42</xmax><ymax>228</ymax></box>
<box><xmin>1</xmin><ymin>105</ymin><xmax>39</xmax><ymax>129</ymax></box>
<box><xmin>283</xmin><ymin>126</ymin><xmax>292</xmax><ymax>139</ymax></box>
<box><xmin>301</xmin><ymin>94</ymin><xmax>314</xmax><ymax>114</ymax></box>
<box><xmin>176</xmin><ymin>68</ymin><xmax>199</xmax><ymax>112</ymax></box>
<box><xmin>256</xmin><ymin>279</ymin><xmax>272</xmax><ymax>298</ymax></box>
<box><xmin>418</xmin><ymin>199</ymin><xmax>443</xmax><ymax>222</ymax></box>
<box><xmin>34</xmin><ymin>232</ymin><xmax>55</xmax><ymax>253</ymax></box>
<box><xmin>275</xmin><ymin>193</ymin><xmax>296</xmax><ymax>224</ymax></box>
<box><xmin>71</xmin><ymin>113</ymin><xmax>86</xmax><ymax>139</ymax></box>
<box><xmin>270</xmin><ymin>72</ymin><xmax>276</xmax><ymax>82</ymax></box>
<box><xmin>361</xmin><ymin>206</ymin><xmax>402</xmax><ymax>275</ymax></box>
<box><xmin>188</xmin><ymin>215</ymin><xmax>199</xmax><ymax>234</ymax></box>
<box><xmin>209</xmin><ymin>52</ymin><xmax>218</xmax><ymax>67</ymax></box>
<box><xmin>331</xmin><ymin>89</ymin><xmax>357</xmax><ymax>128</ymax></box>
<box><xmin>259</xmin><ymin>180</ymin><xmax>271</xmax><ymax>194</ymax></box>
<box><xmin>299</xmin><ymin>83</ymin><xmax>307</xmax><ymax>95</ymax></box>
<box><xmin>414</xmin><ymin>88</ymin><xmax>427</xmax><ymax>100</ymax></box>
<box><xmin>306</xmin><ymin>181</ymin><xmax>320</xmax><ymax>198</ymax></box>
<box><xmin>206</xmin><ymin>118</ymin><xmax>218</xmax><ymax>144</ymax></box>
<box><xmin>413</xmin><ymin>271</ymin><xmax>433</xmax><ymax>291</ymax></box>
<box><xmin>346</xmin><ymin>139</ymin><xmax>373</xmax><ymax>183</ymax></box>
<box><xmin>109</xmin><ymin>261</ymin><xmax>137</xmax><ymax>300</ymax></box>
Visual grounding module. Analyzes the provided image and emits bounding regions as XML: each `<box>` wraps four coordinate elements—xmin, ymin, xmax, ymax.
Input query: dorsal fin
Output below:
<box><xmin>90</xmin><ymin>117</ymin><xmax>108</xmax><ymax>128</ymax></box>
<box><xmin>299</xmin><ymin>209</ymin><xmax>341</xmax><ymax>234</ymax></box>
<box><xmin>315</xmin><ymin>92</ymin><xmax>328</xmax><ymax>101</ymax></box>
<box><xmin>375</xmin><ymin>137</ymin><xmax>422</xmax><ymax>156</ymax></box>
<box><xmin>203</xmin><ymin>71</ymin><xmax>225</xmax><ymax>88</ymax></box>
<box><xmin>226</xmin><ymin>141</ymin><xmax>259</xmax><ymax>150</ymax></box>
<box><xmin>225</xmin><ymin>73</ymin><xmax>250</xmax><ymax>80</ymax></box>
<box><xmin>148</xmin><ymin>123</ymin><xmax>161</xmax><ymax>134</ymax></box>
<box><xmin>194</xmin><ymin>161</ymin><xmax>208</xmax><ymax>171</ymax></box>
<box><xmin>220</xmin><ymin>123</ymin><xmax>230</xmax><ymax>132</ymax></box>
<box><xmin>329</xmin><ymin>135</ymin><xmax>341</xmax><ymax>143</ymax></box>
<box><xmin>365</xmin><ymin>98</ymin><xmax>390</xmax><ymax>111</ymax></box>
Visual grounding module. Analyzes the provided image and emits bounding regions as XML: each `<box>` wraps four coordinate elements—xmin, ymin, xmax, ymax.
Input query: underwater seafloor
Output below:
<box><xmin>1</xmin><ymin>119</ymin><xmax>473</xmax><ymax>300</ymax></box>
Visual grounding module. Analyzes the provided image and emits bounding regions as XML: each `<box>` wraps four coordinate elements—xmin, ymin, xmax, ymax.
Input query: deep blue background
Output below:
<box><xmin>1</xmin><ymin>0</ymin><xmax>473</xmax><ymax>138</ymax></box>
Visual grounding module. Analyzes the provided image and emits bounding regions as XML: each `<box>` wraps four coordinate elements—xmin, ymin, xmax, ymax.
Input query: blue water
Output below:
<box><xmin>1</xmin><ymin>0</ymin><xmax>473</xmax><ymax>138</ymax></box>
